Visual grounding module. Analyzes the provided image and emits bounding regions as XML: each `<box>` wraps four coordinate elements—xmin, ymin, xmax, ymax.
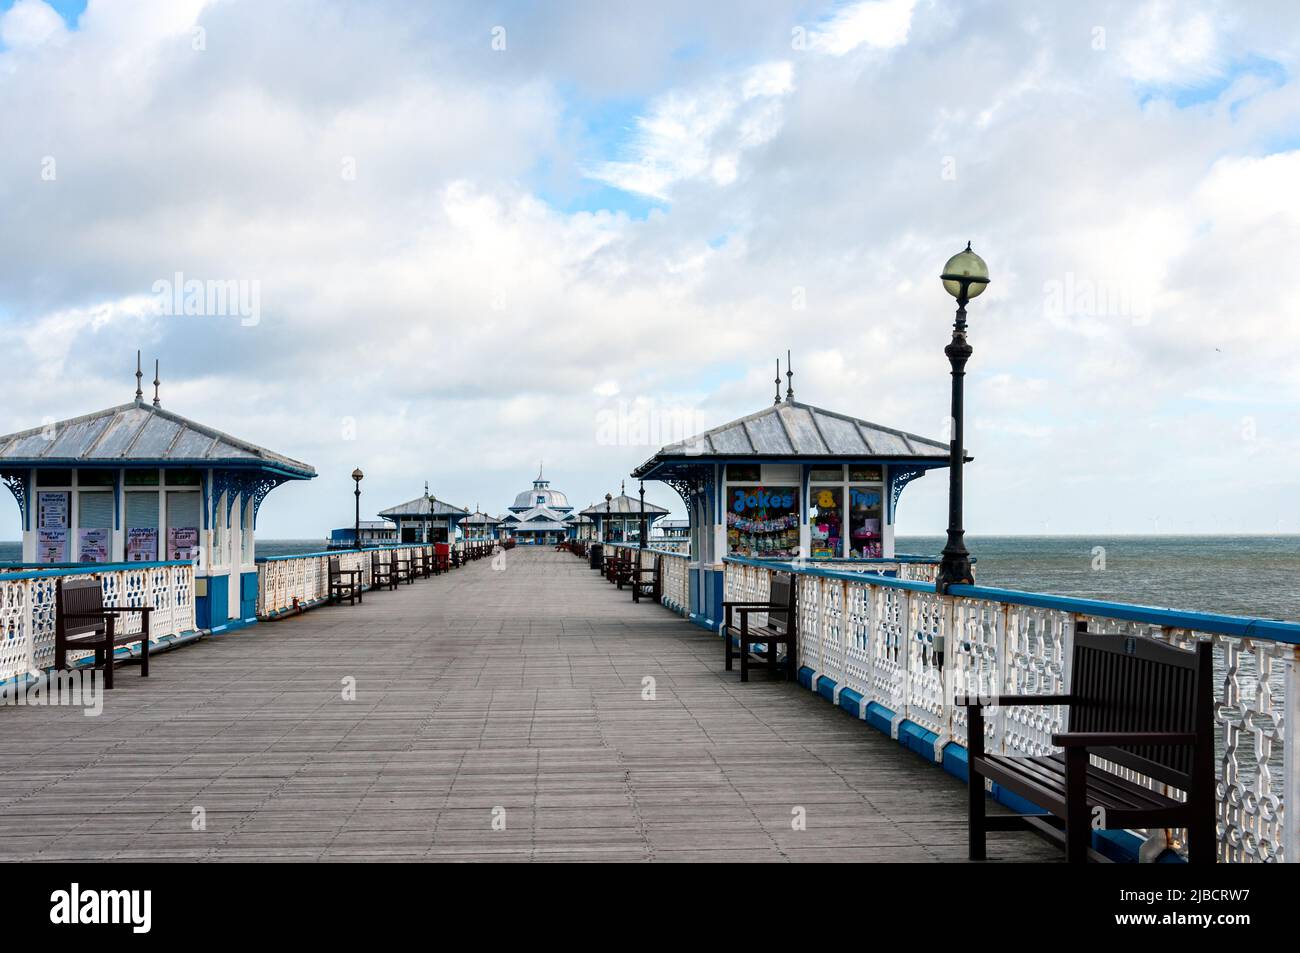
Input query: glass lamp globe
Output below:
<box><xmin>940</xmin><ymin>242</ymin><xmax>990</xmax><ymax>299</ymax></box>
<box><xmin>351</xmin><ymin>468</ymin><xmax>364</xmax><ymax>482</ymax></box>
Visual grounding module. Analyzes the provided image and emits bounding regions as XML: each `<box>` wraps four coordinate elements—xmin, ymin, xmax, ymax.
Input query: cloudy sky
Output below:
<box><xmin>1</xmin><ymin>0</ymin><xmax>1297</xmax><ymax>539</ymax></box>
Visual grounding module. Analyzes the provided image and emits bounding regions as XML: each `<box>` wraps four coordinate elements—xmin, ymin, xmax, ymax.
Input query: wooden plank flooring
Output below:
<box><xmin>0</xmin><ymin>548</ymin><xmax>1060</xmax><ymax>862</ymax></box>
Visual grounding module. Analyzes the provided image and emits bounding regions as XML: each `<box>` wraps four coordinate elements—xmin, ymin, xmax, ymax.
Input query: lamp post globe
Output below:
<box><xmin>935</xmin><ymin>243</ymin><xmax>989</xmax><ymax>592</ymax></box>
<box><xmin>351</xmin><ymin>468</ymin><xmax>364</xmax><ymax>550</ymax></box>
<box><xmin>604</xmin><ymin>492</ymin><xmax>612</xmax><ymax>544</ymax></box>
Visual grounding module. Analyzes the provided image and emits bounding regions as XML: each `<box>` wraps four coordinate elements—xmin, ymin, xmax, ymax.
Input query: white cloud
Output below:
<box><xmin>0</xmin><ymin>0</ymin><xmax>1298</xmax><ymax>538</ymax></box>
<box><xmin>588</xmin><ymin>61</ymin><xmax>794</xmax><ymax>200</ymax></box>
<box><xmin>0</xmin><ymin>0</ymin><xmax>66</xmax><ymax>48</ymax></box>
<box><xmin>1117</xmin><ymin>1</ymin><xmax>1221</xmax><ymax>85</ymax></box>
<box><xmin>810</xmin><ymin>0</ymin><xmax>917</xmax><ymax>56</ymax></box>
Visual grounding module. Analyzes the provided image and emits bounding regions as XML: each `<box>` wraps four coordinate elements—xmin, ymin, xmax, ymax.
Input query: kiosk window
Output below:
<box><xmin>77</xmin><ymin>491</ymin><xmax>113</xmax><ymax>563</ymax></box>
<box><xmin>849</xmin><ymin>486</ymin><xmax>883</xmax><ymax>558</ymax></box>
<box><xmin>726</xmin><ymin>485</ymin><xmax>799</xmax><ymax>558</ymax></box>
<box><xmin>125</xmin><ymin>491</ymin><xmax>159</xmax><ymax>562</ymax></box>
<box><xmin>809</xmin><ymin>486</ymin><xmax>844</xmax><ymax>558</ymax></box>
<box><xmin>167</xmin><ymin>491</ymin><xmax>201</xmax><ymax>560</ymax></box>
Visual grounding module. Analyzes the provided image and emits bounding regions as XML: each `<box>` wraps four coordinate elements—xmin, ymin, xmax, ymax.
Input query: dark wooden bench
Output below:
<box><xmin>722</xmin><ymin>573</ymin><xmax>796</xmax><ymax>682</ymax></box>
<box><xmin>371</xmin><ymin>550</ymin><xmax>397</xmax><ymax>590</ymax></box>
<box><xmin>392</xmin><ymin>551</ymin><xmax>416</xmax><ymax>585</ymax></box>
<box><xmin>54</xmin><ymin>577</ymin><xmax>152</xmax><ymax>690</ymax></box>
<box><xmin>964</xmin><ymin>625</ymin><xmax>1215</xmax><ymax>863</ymax></box>
<box><xmin>630</xmin><ymin>553</ymin><xmax>660</xmax><ymax>603</ymax></box>
<box><xmin>328</xmin><ymin>555</ymin><xmax>363</xmax><ymax>606</ymax></box>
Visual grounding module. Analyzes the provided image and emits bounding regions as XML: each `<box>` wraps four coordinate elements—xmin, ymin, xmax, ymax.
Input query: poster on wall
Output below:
<box><xmin>77</xmin><ymin>528</ymin><xmax>110</xmax><ymax>563</ymax></box>
<box><xmin>36</xmin><ymin>491</ymin><xmax>70</xmax><ymax>562</ymax></box>
<box><xmin>38</xmin><ymin>491</ymin><xmax>68</xmax><ymax>530</ymax></box>
<box><xmin>127</xmin><ymin>527</ymin><xmax>158</xmax><ymax>562</ymax></box>
<box><xmin>37</xmin><ymin>529</ymin><xmax>68</xmax><ymax>563</ymax></box>
<box><xmin>168</xmin><ymin>527</ymin><xmax>199</xmax><ymax>560</ymax></box>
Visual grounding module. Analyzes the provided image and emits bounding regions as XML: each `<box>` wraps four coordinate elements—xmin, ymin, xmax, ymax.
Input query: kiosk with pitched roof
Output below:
<box><xmin>579</xmin><ymin>482</ymin><xmax>669</xmax><ymax>544</ymax></box>
<box><xmin>0</xmin><ymin>359</ymin><xmax>314</xmax><ymax>631</ymax></box>
<box><xmin>631</xmin><ymin>379</ymin><xmax>956</xmax><ymax>630</ymax></box>
<box><xmin>377</xmin><ymin>487</ymin><xmax>467</xmax><ymax>543</ymax></box>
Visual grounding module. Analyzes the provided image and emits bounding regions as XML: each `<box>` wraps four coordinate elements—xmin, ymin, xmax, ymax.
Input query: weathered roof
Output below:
<box><xmin>632</xmin><ymin>398</ymin><xmax>953</xmax><ymax>476</ymax></box>
<box><xmin>579</xmin><ymin>495</ymin><xmax>670</xmax><ymax>518</ymax></box>
<box><xmin>461</xmin><ymin>511</ymin><xmax>503</xmax><ymax>525</ymax></box>
<box><xmin>378</xmin><ymin>496</ymin><xmax>469</xmax><ymax>518</ymax></box>
<box><xmin>0</xmin><ymin>400</ymin><xmax>315</xmax><ymax>477</ymax></box>
<box><xmin>511</xmin><ymin>520</ymin><xmax>569</xmax><ymax>532</ymax></box>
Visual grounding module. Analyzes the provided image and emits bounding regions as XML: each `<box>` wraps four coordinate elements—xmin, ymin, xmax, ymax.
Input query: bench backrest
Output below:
<box><xmin>767</xmin><ymin>573</ymin><xmax>793</xmax><ymax>634</ymax></box>
<box><xmin>1069</xmin><ymin>629</ymin><xmax>1212</xmax><ymax>790</ymax></box>
<box><xmin>327</xmin><ymin>556</ymin><xmax>341</xmax><ymax>578</ymax></box>
<box><xmin>57</xmin><ymin>578</ymin><xmax>105</xmax><ymax>637</ymax></box>
<box><xmin>371</xmin><ymin>551</ymin><xmax>386</xmax><ymax>572</ymax></box>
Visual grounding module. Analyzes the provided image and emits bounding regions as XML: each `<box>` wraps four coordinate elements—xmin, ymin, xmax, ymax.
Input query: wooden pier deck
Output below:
<box><xmin>0</xmin><ymin>548</ymin><xmax>1059</xmax><ymax>862</ymax></box>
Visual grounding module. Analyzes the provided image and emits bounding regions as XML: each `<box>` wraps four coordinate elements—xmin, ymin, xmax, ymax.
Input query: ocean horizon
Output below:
<box><xmin>6</xmin><ymin>534</ymin><xmax>1296</xmax><ymax>624</ymax></box>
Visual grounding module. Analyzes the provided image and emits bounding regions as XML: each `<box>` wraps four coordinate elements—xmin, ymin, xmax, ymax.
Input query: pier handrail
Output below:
<box><xmin>0</xmin><ymin>562</ymin><xmax>197</xmax><ymax>681</ymax></box>
<box><xmin>721</xmin><ymin>555</ymin><xmax>1299</xmax><ymax>863</ymax></box>
<box><xmin>724</xmin><ymin>554</ymin><xmax>1300</xmax><ymax>643</ymax></box>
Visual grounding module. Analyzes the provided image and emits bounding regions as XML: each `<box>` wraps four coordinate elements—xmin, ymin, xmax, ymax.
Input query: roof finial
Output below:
<box><xmin>785</xmin><ymin>349</ymin><xmax>794</xmax><ymax>402</ymax></box>
<box><xmin>152</xmin><ymin>359</ymin><xmax>161</xmax><ymax>407</ymax></box>
<box><xmin>774</xmin><ymin>358</ymin><xmax>781</xmax><ymax>406</ymax></box>
<box><xmin>425</xmin><ymin>480</ymin><xmax>429</xmax><ymax>497</ymax></box>
<box><xmin>134</xmin><ymin>351</ymin><xmax>143</xmax><ymax>403</ymax></box>
<box><xmin>620</xmin><ymin>479</ymin><xmax>625</xmax><ymax>496</ymax></box>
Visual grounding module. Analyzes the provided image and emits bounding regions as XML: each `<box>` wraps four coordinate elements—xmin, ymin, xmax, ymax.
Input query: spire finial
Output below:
<box><xmin>774</xmin><ymin>358</ymin><xmax>781</xmax><ymax>405</ymax></box>
<box><xmin>134</xmin><ymin>350</ymin><xmax>143</xmax><ymax>403</ymax></box>
<box><xmin>785</xmin><ymin>349</ymin><xmax>794</xmax><ymax>402</ymax></box>
<box><xmin>425</xmin><ymin>480</ymin><xmax>429</xmax><ymax>497</ymax></box>
<box><xmin>620</xmin><ymin>479</ymin><xmax>625</xmax><ymax>496</ymax></box>
<box><xmin>152</xmin><ymin>359</ymin><xmax>161</xmax><ymax>407</ymax></box>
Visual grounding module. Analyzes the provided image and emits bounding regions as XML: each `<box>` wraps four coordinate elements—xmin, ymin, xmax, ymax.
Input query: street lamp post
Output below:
<box><xmin>604</xmin><ymin>492</ymin><xmax>612</xmax><ymax>544</ymax></box>
<box><xmin>638</xmin><ymin>481</ymin><xmax>647</xmax><ymax>552</ymax></box>
<box><xmin>935</xmin><ymin>242</ymin><xmax>989</xmax><ymax>592</ymax></box>
<box><xmin>351</xmin><ymin>468</ymin><xmax>364</xmax><ymax>550</ymax></box>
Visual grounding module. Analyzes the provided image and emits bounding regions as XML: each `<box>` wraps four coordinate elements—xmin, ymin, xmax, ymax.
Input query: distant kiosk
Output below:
<box><xmin>460</xmin><ymin>509</ymin><xmax>503</xmax><ymax>542</ymax></box>
<box><xmin>377</xmin><ymin>492</ymin><xmax>467</xmax><ymax>544</ymax></box>
<box><xmin>0</xmin><ymin>361</ymin><xmax>314</xmax><ymax>632</ymax></box>
<box><xmin>631</xmin><ymin>391</ymin><xmax>957</xmax><ymax>630</ymax></box>
<box><xmin>579</xmin><ymin>484</ymin><xmax>669</xmax><ymax>544</ymax></box>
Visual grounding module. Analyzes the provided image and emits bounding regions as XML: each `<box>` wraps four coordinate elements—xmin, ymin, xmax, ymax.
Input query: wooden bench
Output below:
<box><xmin>630</xmin><ymin>553</ymin><xmax>660</xmax><ymax>603</ymax></box>
<box><xmin>721</xmin><ymin>573</ymin><xmax>796</xmax><ymax>682</ymax></box>
<box><xmin>371</xmin><ymin>550</ymin><xmax>397</xmax><ymax>590</ymax></box>
<box><xmin>54</xmin><ymin>577</ymin><xmax>153</xmax><ymax>690</ymax></box>
<box><xmin>392</xmin><ymin>552</ymin><xmax>416</xmax><ymax>585</ymax></box>
<box><xmin>327</xmin><ymin>555</ymin><xmax>363</xmax><ymax>606</ymax></box>
<box><xmin>964</xmin><ymin>625</ymin><xmax>1215</xmax><ymax>863</ymax></box>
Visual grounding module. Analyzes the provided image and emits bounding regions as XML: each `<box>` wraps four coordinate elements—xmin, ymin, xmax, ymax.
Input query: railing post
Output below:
<box><xmin>1285</xmin><ymin>647</ymin><xmax>1299</xmax><ymax>863</ymax></box>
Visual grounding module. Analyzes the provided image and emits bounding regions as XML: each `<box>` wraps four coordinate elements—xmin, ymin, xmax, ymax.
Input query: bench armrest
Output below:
<box><xmin>959</xmin><ymin>693</ymin><xmax>1073</xmax><ymax>709</ymax></box>
<box><xmin>100</xmin><ymin>606</ymin><xmax>153</xmax><ymax>616</ymax></box>
<box><xmin>1051</xmin><ymin>731</ymin><xmax>1198</xmax><ymax>748</ymax></box>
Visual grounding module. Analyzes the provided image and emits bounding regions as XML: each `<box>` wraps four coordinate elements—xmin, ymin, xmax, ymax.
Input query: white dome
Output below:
<box><xmin>511</xmin><ymin>476</ymin><xmax>570</xmax><ymax>512</ymax></box>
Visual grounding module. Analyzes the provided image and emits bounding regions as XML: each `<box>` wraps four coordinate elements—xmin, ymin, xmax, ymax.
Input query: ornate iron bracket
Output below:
<box><xmin>1</xmin><ymin>470</ymin><xmax>29</xmax><ymax>532</ymax></box>
<box><xmin>887</xmin><ymin>466</ymin><xmax>929</xmax><ymax>524</ymax></box>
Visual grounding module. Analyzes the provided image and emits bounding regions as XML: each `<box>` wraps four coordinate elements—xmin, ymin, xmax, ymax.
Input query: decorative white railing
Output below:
<box><xmin>0</xmin><ymin>561</ymin><xmax>197</xmax><ymax>681</ymax></box>
<box><xmin>604</xmin><ymin>543</ymin><xmax>691</xmax><ymax>617</ymax></box>
<box><xmin>647</xmin><ymin>539</ymin><xmax>690</xmax><ymax>555</ymax></box>
<box><xmin>724</xmin><ymin>556</ymin><xmax>1299</xmax><ymax>864</ymax></box>
<box><xmin>256</xmin><ymin>545</ymin><xmax>432</xmax><ymax>617</ymax></box>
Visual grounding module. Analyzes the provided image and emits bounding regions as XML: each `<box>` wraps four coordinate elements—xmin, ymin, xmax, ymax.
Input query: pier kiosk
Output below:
<box><xmin>631</xmin><ymin>394</ymin><xmax>956</xmax><ymax>631</ymax></box>
<box><xmin>0</xmin><ymin>389</ymin><xmax>314</xmax><ymax>632</ymax></box>
<box><xmin>378</xmin><ymin>492</ymin><xmax>467</xmax><ymax>543</ymax></box>
<box><xmin>460</xmin><ymin>509</ymin><xmax>502</xmax><ymax>542</ymax></box>
<box><xmin>579</xmin><ymin>484</ymin><xmax>669</xmax><ymax>544</ymax></box>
